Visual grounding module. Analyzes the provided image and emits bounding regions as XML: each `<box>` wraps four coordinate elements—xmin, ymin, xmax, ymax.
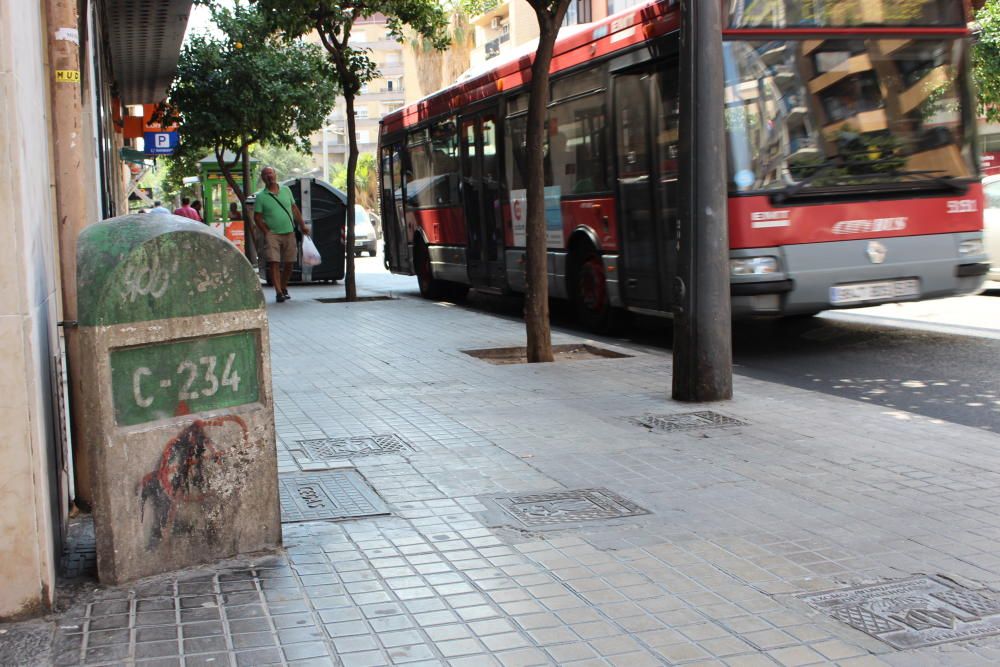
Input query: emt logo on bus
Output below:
<box><xmin>750</xmin><ymin>210</ymin><xmax>790</xmax><ymax>229</ymax></box>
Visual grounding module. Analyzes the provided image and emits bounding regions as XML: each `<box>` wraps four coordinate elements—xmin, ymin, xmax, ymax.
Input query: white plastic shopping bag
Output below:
<box><xmin>302</xmin><ymin>234</ymin><xmax>322</xmax><ymax>267</ymax></box>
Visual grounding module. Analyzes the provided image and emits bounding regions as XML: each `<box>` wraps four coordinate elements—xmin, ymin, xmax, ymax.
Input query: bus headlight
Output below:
<box><xmin>730</xmin><ymin>256</ymin><xmax>778</xmax><ymax>276</ymax></box>
<box><xmin>958</xmin><ymin>239</ymin><xmax>984</xmax><ymax>256</ymax></box>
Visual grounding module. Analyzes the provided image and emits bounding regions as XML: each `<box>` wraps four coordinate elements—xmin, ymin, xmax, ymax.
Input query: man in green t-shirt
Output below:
<box><xmin>254</xmin><ymin>166</ymin><xmax>309</xmax><ymax>302</ymax></box>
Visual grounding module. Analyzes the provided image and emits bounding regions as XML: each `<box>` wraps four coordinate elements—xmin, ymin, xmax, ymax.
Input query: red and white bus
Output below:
<box><xmin>379</xmin><ymin>0</ymin><xmax>989</xmax><ymax>329</ymax></box>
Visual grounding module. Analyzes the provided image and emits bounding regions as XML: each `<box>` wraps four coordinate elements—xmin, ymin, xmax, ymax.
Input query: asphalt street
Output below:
<box><xmin>352</xmin><ymin>254</ymin><xmax>1000</xmax><ymax>435</ymax></box>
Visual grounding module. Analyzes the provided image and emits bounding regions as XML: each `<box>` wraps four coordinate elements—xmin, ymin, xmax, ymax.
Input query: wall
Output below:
<box><xmin>0</xmin><ymin>0</ymin><xmax>63</xmax><ymax>619</ymax></box>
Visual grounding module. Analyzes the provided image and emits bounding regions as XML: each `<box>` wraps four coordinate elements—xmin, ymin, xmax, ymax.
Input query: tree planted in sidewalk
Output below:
<box><xmin>165</xmin><ymin>3</ymin><xmax>338</xmax><ymax>259</ymax></box>
<box><xmin>254</xmin><ymin>0</ymin><xmax>448</xmax><ymax>301</ymax></box>
<box><xmin>464</xmin><ymin>0</ymin><xmax>571</xmax><ymax>362</ymax></box>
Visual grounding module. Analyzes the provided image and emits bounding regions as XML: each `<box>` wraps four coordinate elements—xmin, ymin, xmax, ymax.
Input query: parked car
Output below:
<box><xmin>352</xmin><ymin>205</ymin><xmax>378</xmax><ymax>257</ymax></box>
<box><xmin>982</xmin><ymin>175</ymin><xmax>1000</xmax><ymax>281</ymax></box>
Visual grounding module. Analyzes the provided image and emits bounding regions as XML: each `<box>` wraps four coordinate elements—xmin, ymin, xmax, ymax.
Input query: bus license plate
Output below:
<box><xmin>829</xmin><ymin>279</ymin><xmax>920</xmax><ymax>306</ymax></box>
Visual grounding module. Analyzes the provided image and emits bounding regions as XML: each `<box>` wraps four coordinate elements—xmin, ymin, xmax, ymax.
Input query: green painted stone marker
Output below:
<box><xmin>77</xmin><ymin>214</ymin><xmax>279</xmax><ymax>585</ymax></box>
<box><xmin>110</xmin><ymin>332</ymin><xmax>260</xmax><ymax>426</ymax></box>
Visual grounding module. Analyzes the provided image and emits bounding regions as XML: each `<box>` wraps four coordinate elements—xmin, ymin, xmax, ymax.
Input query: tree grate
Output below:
<box><xmin>626</xmin><ymin>410</ymin><xmax>747</xmax><ymax>432</ymax></box>
<box><xmin>799</xmin><ymin>576</ymin><xmax>1000</xmax><ymax>650</ymax></box>
<box><xmin>290</xmin><ymin>434</ymin><xmax>413</xmax><ymax>469</ymax></box>
<box><xmin>492</xmin><ymin>489</ymin><xmax>649</xmax><ymax>527</ymax></box>
<box><xmin>279</xmin><ymin>471</ymin><xmax>390</xmax><ymax>523</ymax></box>
<box><xmin>315</xmin><ymin>296</ymin><xmax>396</xmax><ymax>303</ymax></box>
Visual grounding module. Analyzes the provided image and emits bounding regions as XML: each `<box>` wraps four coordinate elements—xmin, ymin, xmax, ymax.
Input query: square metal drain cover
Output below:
<box><xmin>292</xmin><ymin>434</ymin><xmax>413</xmax><ymax>464</ymax></box>
<box><xmin>800</xmin><ymin>576</ymin><xmax>1000</xmax><ymax>650</ymax></box>
<box><xmin>627</xmin><ymin>410</ymin><xmax>747</xmax><ymax>432</ymax></box>
<box><xmin>279</xmin><ymin>471</ymin><xmax>390</xmax><ymax>523</ymax></box>
<box><xmin>494</xmin><ymin>489</ymin><xmax>649</xmax><ymax>527</ymax></box>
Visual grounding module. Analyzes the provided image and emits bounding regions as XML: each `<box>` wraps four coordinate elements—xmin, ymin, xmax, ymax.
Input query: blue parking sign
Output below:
<box><xmin>144</xmin><ymin>131</ymin><xmax>178</xmax><ymax>155</ymax></box>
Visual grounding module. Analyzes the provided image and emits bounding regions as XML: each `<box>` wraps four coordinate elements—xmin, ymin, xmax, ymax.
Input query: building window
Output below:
<box><xmin>608</xmin><ymin>0</ymin><xmax>642</xmax><ymax>13</ymax></box>
<box><xmin>358</xmin><ymin>130</ymin><xmax>371</xmax><ymax>144</ymax></box>
<box><xmin>387</xmin><ymin>80</ymin><xmax>394</xmax><ymax>91</ymax></box>
<box><xmin>356</xmin><ymin>107</ymin><xmax>370</xmax><ymax>119</ymax></box>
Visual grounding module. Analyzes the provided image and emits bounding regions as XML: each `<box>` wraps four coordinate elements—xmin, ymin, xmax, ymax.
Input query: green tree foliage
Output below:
<box><xmin>254</xmin><ymin>0</ymin><xmax>448</xmax><ymax>300</ymax></box>
<box><xmin>252</xmin><ymin>143</ymin><xmax>316</xmax><ymax>181</ymax></box>
<box><xmin>975</xmin><ymin>0</ymin><xmax>1000</xmax><ymax>123</ymax></box>
<box><xmin>165</xmin><ymin>2</ymin><xmax>339</xmax><ymax>234</ymax></box>
<box><xmin>329</xmin><ymin>153</ymin><xmax>378</xmax><ymax>211</ymax></box>
<box><xmin>155</xmin><ymin>151</ymin><xmax>205</xmax><ymax>201</ymax></box>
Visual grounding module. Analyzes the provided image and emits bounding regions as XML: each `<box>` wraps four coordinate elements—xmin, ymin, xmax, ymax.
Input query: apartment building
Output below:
<box><xmin>311</xmin><ymin>16</ymin><xmax>415</xmax><ymax>174</ymax></box>
<box><xmin>469</xmin><ymin>0</ymin><xmax>647</xmax><ymax>69</ymax></box>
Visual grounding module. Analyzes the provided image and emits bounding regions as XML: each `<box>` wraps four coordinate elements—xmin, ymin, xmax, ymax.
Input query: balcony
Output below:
<box><xmin>378</xmin><ymin>62</ymin><xmax>404</xmax><ymax>77</ymax></box>
<box><xmin>359</xmin><ymin>89</ymin><xmax>405</xmax><ymax>102</ymax></box>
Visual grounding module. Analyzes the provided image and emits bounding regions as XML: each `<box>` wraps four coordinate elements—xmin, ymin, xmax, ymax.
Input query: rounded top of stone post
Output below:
<box><xmin>77</xmin><ymin>214</ymin><xmax>264</xmax><ymax>327</ymax></box>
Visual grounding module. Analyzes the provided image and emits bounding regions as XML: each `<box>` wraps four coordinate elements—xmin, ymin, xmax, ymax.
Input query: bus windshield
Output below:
<box><xmin>727</xmin><ymin>0</ymin><xmax>964</xmax><ymax>28</ymax></box>
<box><xmin>723</xmin><ymin>38</ymin><xmax>975</xmax><ymax>197</ymax></box>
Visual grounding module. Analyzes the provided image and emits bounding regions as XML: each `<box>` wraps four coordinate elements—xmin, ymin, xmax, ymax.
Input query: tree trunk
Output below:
<box><xmin>241</xmin><ymin>140</ymin><xmax>258</xmax><ymax>265</ymax></box>
<box><xmin>344</xmin><ymin>91</ymin><xmax>358</xmax><ymax>302</ymax></box>
<box><xmin>523</xmin><ymin>21</ymin><xmax>558</xmax><ymax>363</ymax></box>
<box><xmin>216</xmin><ymin>145</ymin><xmax>256</xmax><ymax>264</ymax></box>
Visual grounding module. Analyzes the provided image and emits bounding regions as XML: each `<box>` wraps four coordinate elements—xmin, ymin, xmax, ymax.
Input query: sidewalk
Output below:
<box><xmin>9</xmin><ymin>269</ymin><xmax>1000</xmax><ymax>666</ymax></box>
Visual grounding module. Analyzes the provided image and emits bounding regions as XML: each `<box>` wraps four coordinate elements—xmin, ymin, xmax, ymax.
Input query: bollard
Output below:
<box><xmin>77</xmin><ymin>214</ymin><xmax>280</xmax><ymax>584</ymax></box>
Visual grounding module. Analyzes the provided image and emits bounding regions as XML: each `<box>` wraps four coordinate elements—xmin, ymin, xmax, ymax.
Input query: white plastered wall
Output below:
<box><xmin>0</xmin><ymin>0</ymin><xmax>63</xmax><ymax>619</ymax></box>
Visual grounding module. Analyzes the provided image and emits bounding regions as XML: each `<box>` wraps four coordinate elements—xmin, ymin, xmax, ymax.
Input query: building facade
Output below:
<box><xmin>311</xmin><ymin>16</ymin><xmax>414</xmax><ymax>176</ymax></box>
<box><xmin>0</xmin><ymin>0</ymin><xmax>191</xmax><ymax>620</ymax></box>
<box><xmin>468</xmin><ymin>0</ymin><xmax>646</xmax><ymax>70</ymax></box>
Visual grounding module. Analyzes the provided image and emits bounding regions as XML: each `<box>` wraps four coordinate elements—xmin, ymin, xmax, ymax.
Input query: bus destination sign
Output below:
<box><xmin>111</xmin><ymin>331</ymin><xmax>261</xmax><ymax>426</ymax></box>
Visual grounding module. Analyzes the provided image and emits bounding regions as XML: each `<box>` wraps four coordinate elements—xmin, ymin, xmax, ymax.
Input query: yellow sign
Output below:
<box><xmin>55</xmin><ymin>69</ymin><xmax>80</xmax><ymax>83</ymax></box>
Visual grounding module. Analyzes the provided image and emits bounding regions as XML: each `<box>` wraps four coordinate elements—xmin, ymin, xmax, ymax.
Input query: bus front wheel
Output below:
<box><xmin>415</xmin><ymin>240</ymin><xmax>446</xmax><ymax>299</ymax></box>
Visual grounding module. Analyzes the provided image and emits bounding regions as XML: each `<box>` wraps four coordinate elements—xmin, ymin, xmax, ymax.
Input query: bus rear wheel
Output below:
<box><xmin>571</xmin><ymin>250</ymin><xmax>614</xmax><ymax>332</ymax></box>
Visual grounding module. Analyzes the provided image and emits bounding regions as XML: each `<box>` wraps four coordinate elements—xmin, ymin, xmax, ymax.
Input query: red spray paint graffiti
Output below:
<box><xmin>138</xmin><ymin>415</ymin><xmax>248</xmax><ymax>548</ymax></box>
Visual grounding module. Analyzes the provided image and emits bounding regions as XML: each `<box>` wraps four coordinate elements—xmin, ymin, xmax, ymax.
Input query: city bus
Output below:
<box><xmin>378</xmin><ymin>0</ymin><xmax>989</xmax><ymax>330</ymax></box>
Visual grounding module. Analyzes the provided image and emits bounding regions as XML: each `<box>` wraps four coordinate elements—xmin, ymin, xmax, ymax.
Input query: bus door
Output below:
<box><xmin>380</xmin><ymin>143</ymin><xmax>411</xmax><ymax>273</ymax></box>
<box><xmin>460</xmin><ymin>111</ymin><xmax>505</xmax><ymax>288</ymax></box>
<box><xmin>613</xmin><ymin>66</ymin><xmax>679</xmax><ymax>311</ymax></box>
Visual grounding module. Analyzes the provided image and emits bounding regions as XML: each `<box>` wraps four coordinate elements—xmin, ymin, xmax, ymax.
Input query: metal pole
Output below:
<box><xmin>46</xmin><ymin>0</ymin><xmax>93</xmax><ymax>505</ymax></box>
<box><xmin>672</xmin><ymin>0</ymin><xmax>733</xmax><ymax>402</ymax></box>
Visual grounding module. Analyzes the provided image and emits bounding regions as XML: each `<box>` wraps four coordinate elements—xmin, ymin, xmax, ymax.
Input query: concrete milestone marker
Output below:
<box><xmin>77</xmin><ymin>214</ymin><xmax>280</xmax><ymax>584</ymax></box>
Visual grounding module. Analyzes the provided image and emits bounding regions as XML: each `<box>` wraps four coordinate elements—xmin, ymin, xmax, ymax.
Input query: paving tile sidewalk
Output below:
<box><xmin>7</xmin><ymin>275</ymin><xmax>1000</xmax><ymax>666</ymax></box>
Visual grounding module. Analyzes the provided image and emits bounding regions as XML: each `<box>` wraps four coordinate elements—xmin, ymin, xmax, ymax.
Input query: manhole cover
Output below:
<box><xmin>800</xmin><ymin>576</ymin><xmax>1000</xmax><ymax>649</ymax></box>
<box><xmin>493</xmin><ymin>489</ymin><xmax>649</xmax><ymax>527</ymax></box>
<box><xmin>315</xmin><ymin>296</ymin><xmax>395</xmax><ymax>303</ymax></box>
<box><xmin>292</xmin><ymin>434</ymin><xmax>413</xmax><ymax>464</ymax></box>
<box><xmin>463</xmin><ymin>344</ymin><xmax>631</xmax><ymax>365</ymax></box>
<box><xmin>626</xmin><ymin>411</ymin><xmax>746</xmax><ymax>432</ymax></box>
<box><xmin>279</xmin><ymin>471</ymin><xmax>390</xmax><ymax>523</ymax></box>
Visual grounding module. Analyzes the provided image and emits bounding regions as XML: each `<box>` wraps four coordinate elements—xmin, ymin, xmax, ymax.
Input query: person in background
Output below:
<box><xmin>229</xmin><ymin>201</ymin><xmax>242</xmax><ymax>221</ymax></box>
<box><xmin>148</xmin><ymin>200</ymin><xmax>170</xmax><ymax>215</ymax></box>
<box><xmin>173</xmin><ymin>197</ymin><xmax>201</xmax><ymax>221</ymax></box>
<box><xmin>191</xmin><ymin>200</ymin><xmax>204</xmax><ymax>222</ymax></box>
<box><xmin>253</xmin><ymin>166</ymin><xmax>309</xmax><ymax>303</ymax></box>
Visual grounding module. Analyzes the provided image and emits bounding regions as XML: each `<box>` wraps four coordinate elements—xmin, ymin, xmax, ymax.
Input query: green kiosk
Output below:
<box><xmin>198</xmin><ymin>152</ymin><xmax>260</xmax><ymax>254</ymax></box>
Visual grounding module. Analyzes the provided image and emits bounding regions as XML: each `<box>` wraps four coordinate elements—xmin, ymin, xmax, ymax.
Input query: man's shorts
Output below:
<box><xmin>264</xmin><ymin>231</ymin><xmax>297</xmax><ymax>263</ymax></box>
